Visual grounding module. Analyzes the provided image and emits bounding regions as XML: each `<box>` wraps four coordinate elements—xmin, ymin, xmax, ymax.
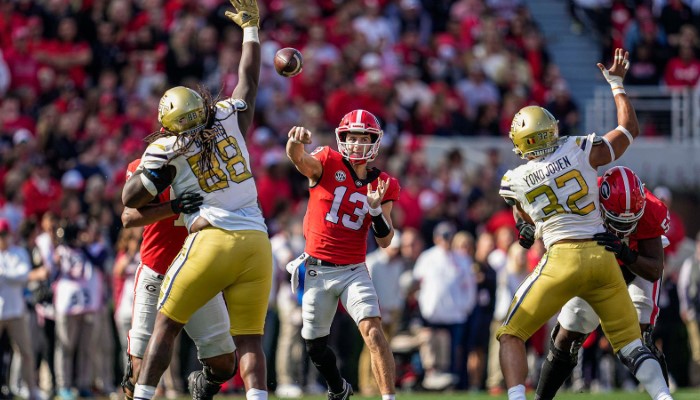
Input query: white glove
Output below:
<box><xmin>286</xmin><ymin>253</ymin><xmax>308</xmax><ymax>295</ymax></box>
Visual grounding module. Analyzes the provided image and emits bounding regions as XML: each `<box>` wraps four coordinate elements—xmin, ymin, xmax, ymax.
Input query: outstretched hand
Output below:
<box><xmin>597</xmin><ymin>47</ymin><xmax>630</xmax><ymax>84</ymax></box>
<box><xmin>367</xmin><ymin>178</ymin><xmax>390</xmax><ymax>210</ymax></box>
<box><xmin>224</xmin><ymin>0</ymin><xmax>260</xmax><ymax>29</ymax></box>
<box><xmin>287</xmin><ymin>126</ymin><xmax>312</xmax><ymax>144</ymax></box>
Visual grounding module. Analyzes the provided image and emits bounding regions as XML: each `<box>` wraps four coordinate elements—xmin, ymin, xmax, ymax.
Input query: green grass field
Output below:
<box><xmin>207</xmin><ymin>389</ymin><xmax>700</xmax><ymax>399</ymax></box>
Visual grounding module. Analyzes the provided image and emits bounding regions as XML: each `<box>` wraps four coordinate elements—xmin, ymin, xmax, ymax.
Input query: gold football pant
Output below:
<box><xmin>159</xmin><ymin>228</ymin><xmax>272</xmax><ymax>336</ymax></box>
<box><xmin>496</xmin><ymin>241</ymin><xmax>640</xmax><ymax>353</ymax></box>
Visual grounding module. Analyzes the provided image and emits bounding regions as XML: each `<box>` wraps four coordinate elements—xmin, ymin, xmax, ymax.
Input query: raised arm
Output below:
<box><xmin>286</xmin><ymin>126</ymin><xmax>322</xmax><ymax>183</ymax></box>
<box><xmin>590</xmin><ymin>48</ymin><xmax>640</xmax><ymax>168</ymax></box>
<box><xmin>227</xmin><ymin>0</ymin><xmax>261</xmax><ymax>135</ymax></box>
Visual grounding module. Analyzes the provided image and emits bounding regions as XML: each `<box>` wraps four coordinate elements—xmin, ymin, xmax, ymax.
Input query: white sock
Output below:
<box><xmin>507</xmin><ymin>384</ymin><xmax>526</xmax><ymax>400</ymax></box>
<box><xmin>133</xmin><ymin>385</ymin><xmax>156</xmax><ymax>400</ymax></box>
<box><xmin>382</xmin><ymin>395</ymin><xmax>396</xmax><ymax>400</ymax></box>
<box><xmin>246</xmin><ymin>388</ymin><xmax>268</xmax><ymax>400</ymax></box>
<box><xmin>619</xmin><ymin>340</ymin><xmax>672</xmax><ymax>400</ymax></box>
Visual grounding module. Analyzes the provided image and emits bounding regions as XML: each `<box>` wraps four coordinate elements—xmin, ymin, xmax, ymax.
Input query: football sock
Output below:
<box><xmin>245</xmin><ymin>388</ymin><xmax>267</xmax><ymax>400</ymax></box>
<box><xmin>310</xmin><ymin>347</ymin><xmax>344</xmax><ymax>393</ymax></box>
<box><xmin>507</xmin><ymin>384</ymin><xmax>526</xmax><ymax>400</ymax></box>
<box><xmin>536</xmin><ymin>343</ymin><xmax>577</xmax><ymax>400</ymax></box>
<box><xmin>619</xmin><ymin>340</ymin><xmax>672</xmax><ymax>400</ymax></box>
<box><xmin>132</xmin><ymin>385</ymin><xmax>156</xmax><ymax>400</ymax></box>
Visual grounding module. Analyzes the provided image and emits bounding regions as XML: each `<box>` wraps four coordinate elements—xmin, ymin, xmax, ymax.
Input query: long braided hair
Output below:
<box><xmin>145</xmin><ymin>85</ymin><xmax>223</xmax><ymax>174</ymax></box>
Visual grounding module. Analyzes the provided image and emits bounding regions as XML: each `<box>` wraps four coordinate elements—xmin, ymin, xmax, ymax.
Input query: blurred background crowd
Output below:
<box><xmin>0</xmin><ymin>0</ymin><xmax>700</xmax><ymax>398</ymax></box>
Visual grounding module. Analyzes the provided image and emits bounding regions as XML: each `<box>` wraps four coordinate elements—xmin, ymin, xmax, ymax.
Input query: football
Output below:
<box><xmin>274</xmin><ymin>47</ymin><xmax>303</xmax><ymax>77</ymax></box>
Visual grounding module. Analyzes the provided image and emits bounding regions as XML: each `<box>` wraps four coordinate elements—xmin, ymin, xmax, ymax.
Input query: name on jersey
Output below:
<box><xmin>523</xmin><ymin>156</ymin><xmax>572</xmax><ymax>187</ymax></box>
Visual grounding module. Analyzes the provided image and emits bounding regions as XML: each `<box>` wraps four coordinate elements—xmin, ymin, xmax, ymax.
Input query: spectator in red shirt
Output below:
<box><xmin>4</xmin><ymin>27</ymin><xmax>40</xmax><ymax>96</ymax></box>
<box><xmin>663</xmin><ymin>44</ymin><xmax>700</xmax><ymax>88</ymax></box>
<box><xmin>34</xmin><ymin>17</ymin><xmax>92</xmax><ymax>90</ymax></box>
<box><xmin>21</xmin><ymin>157</ymin><xmax>62</xmax><ymax>219</ymax></box>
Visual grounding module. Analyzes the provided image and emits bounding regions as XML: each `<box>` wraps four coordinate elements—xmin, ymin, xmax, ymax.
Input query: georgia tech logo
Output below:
<box><xmin>600</xmin><ymin>181</ymin><xmax>611</xmax><ymax>199</ymax></box>
<box><xmin>335</xmin><ymin>171</ymin><xmax>346</xmax><ymax>182</ymax></box>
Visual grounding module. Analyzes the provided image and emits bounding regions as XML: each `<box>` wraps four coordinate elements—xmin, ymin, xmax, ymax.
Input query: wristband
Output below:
<box><xmin>243</xmin><ymin>27</ymin><xmax>259</xmax><ymax>43</ymax></box>
<box><xmin>612</xmin><ymin>86</ymin><xmax>626</xmax><ymax>96</ymax></box>
<box><xmin>368</xmin><ymin>205</ymin><xmax>383</xmax><ymax>217</ymax></box>
<box><xmin>616</xmin><ymin>125</ymin><xmax>634</xmax><ymax>144</ymax></box>
<box><xmin>371</xmin><ymin>214</ymin><xmax>391</xmax><ymax>238</ymax></box>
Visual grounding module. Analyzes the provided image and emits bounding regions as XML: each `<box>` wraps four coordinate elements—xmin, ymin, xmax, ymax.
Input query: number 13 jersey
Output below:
<box><xmin>304</xmin><ymin>146</ymin><xmax>400</xmax><ymax>265</ymax></box>
<box><xmin>499</xmin><ymin>134</ymin><xmax>605</xmax><ymax>249</ymax></box>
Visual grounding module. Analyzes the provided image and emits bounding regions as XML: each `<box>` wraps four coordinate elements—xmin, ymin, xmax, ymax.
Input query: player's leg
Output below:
<box><xmin>300</xmin><ymin>265</ymin><xmax>346</xmax><ymax>396</ymax></box>
<box><xmin>220</xmin><ymin>230</ymin><xmax>272</xmax><ymax>399</ymax></box>
<box><xmin>122</xmin><ymin>265</ymin><xmax>163</xmax><ymax>400</ymax></box>
<box><xmin>536</xmin><ymin>296</ymin><xmax>598</xmax><ymax>400</ymax></box>
<box><xmin>135</xmin><ymin>232</ymin><xmax>224</xmax><ymax>400</ymax></box>
<box><xmin>629</xmin><ymin>275</ymin><xmax>669</xmax><ymax>385</ymax></box>
<box><xmin>497</xmin><ymin>247</ymin><xmax>584</xmax><ymax>400</ymax></box>
<box><xmin>583</xmin><ymin>248</ymin><xmax>672</xmax><ymax>400</ymax></box>
<box><xmin>340</xmin><ymin>266</ymin><xmax>394</xmax><ymax>397</ymax></box>
<box><xmin>184</xmin><ymin>293</ymin><xmax>236</xmax><ymax>400</ymax></box>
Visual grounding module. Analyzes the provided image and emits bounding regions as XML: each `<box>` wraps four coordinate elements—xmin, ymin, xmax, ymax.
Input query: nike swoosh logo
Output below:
<box><xmin>350</xmin><ymin>266</ymin><xmax>359</xmax><ymax>271</ymax></box>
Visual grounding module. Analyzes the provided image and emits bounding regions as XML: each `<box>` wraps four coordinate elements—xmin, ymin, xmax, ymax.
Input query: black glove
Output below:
<box><xmin>516</xmin><ymin>220</ymin><xmax>535</xmax><ymax>249</ymax></box>
<box><xmin>594</xmin><ymin>232</ymin><xmax>638</xmax><ymax>265</ymax></box>
<box><xmin>171</xmin><ymin>192</ymin><xmax>204</xmax><ymax>214</ymax></box>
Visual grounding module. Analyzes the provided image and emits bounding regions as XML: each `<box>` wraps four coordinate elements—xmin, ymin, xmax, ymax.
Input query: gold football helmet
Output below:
<box><xmin>157</xmin><ymin>86</ymin><xmax>207</xmax><ymax>134</ymax></box>
<box><xmin>509</xmin><ymin>106</ymin><xmax>559</xmax><ymax>159</ymax></box>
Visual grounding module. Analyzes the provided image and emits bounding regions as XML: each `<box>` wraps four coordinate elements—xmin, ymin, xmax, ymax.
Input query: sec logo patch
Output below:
<box><xmin>335</xmin><ymin>171</ymin><xmax>346</xmax><ymax>182</ymax></box>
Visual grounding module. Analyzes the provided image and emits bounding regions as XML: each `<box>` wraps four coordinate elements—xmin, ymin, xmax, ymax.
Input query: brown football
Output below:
<box><xmin>274</xmin><ymin>47</ymin><xmax>303</xmax><ymax>77</ymax></box>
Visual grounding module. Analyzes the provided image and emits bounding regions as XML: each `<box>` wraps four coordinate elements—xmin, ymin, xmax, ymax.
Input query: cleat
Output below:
<box><xmin>327</xmin><ymin>380</ymin><xmax>352</xmax><ymax>400</ymax></box>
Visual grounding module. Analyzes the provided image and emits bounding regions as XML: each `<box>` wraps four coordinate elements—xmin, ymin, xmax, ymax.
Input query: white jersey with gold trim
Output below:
<box><xmin>140</xmin><ymin>98</ymin><xmax>266</xmax><ymax>233</ymax></box>
<box><xmin>499</xmin><ymin>134</ymin><xmax>605</xmax><ymax>248</ymax></box>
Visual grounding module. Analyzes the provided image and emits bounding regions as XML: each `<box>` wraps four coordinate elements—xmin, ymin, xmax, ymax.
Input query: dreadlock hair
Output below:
<box><xmin>145</xmin><ymin>85</ymin><xmax>224</xmax><ymax>175</ymax></box>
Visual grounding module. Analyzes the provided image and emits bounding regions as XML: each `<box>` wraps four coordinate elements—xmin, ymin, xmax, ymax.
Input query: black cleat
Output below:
<box><xmin>187</xmin><ymin>371</ymin><xmax>222</xmax><ymax>400</ymax></box>
<box><xmin>327</xmin><ymin>380</ymin><xmax>353</xmax><ymax>400</ymax></box>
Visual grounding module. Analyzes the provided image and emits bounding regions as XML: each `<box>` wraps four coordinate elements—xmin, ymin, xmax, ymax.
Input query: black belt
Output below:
<box><xmin>307</xmin><ymin>256</ymin><xmax>351</xmax><ymax>268</ymax></box>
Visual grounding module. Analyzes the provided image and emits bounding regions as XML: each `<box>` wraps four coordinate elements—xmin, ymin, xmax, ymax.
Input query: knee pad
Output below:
<box><xmin>617</xmin><ymin>344</ymin><xmax>655</xmax><ymax>375</ymax></box>
<box><xmin>305</xmin><ymin>335</ymin><xmax>330</xmax><ymax>361</ymax></box>
<box><xmin>202</xmin><ymin>358</ymin><xmax>236</xmax><ymax>384</ymax></box>
<box><xmin>550</xmin><ymin>323</ymin><xmax>586</xmax><ymax>364</ymax></box>
<box><xmin>121</xmin><ymin>355</ymin><xmax>135</xmax><ymax>400</ymax></box>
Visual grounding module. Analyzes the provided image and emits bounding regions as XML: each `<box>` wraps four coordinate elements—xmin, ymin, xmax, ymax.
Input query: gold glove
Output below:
<box><xmin>224</xmin><ymin>0</ymin><xmax>259</xmax><ymax>29</ymax></box>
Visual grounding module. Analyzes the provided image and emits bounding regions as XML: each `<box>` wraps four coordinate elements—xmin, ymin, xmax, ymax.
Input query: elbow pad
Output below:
<box><xmin>140</xmin><ymin>166</ymin><xmax>173</xmax><ymax>196</ymax></box>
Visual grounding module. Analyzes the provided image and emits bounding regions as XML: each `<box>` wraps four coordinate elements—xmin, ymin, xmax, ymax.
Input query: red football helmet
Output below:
<box><xmin>335</xmin><ymin>109</ymin><xmax>383</xmax><ymax>164</ymax></box>
<box><xmin>599</xmin><ymin>166</ymin><xmax>646</xmax><ymax>236</ymax></box>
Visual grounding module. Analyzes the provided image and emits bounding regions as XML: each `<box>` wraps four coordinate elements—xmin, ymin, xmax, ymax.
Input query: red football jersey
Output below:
<box><xmin>628</xmin><ymin>188</ymin><xmax>669</xmax><ymax>251</ymax></box>
<box><xmin>126</xmin><ymin>160</ymin><xmax>188</xmax><ymax>275</ymax></box>
<box><xmin>303</xmin><ymin>147</ymin><xmax>400</xmax><ymax>265</ymax></box>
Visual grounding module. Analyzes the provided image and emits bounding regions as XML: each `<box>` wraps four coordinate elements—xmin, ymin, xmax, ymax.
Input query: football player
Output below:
<box><xmin>497</xmin><ymin>48</ymin><xmax>672</xmax><ymax>400</ymax></box>
<box><xmin>120</xmin><ymin>159</ymin><xmax>234</xmax><ymax>400</ymax></box>
<box><xmin>286</xmin><ymin>109</ymin><xmax>400</xmax><ymax>400</ymax></box>
<box><xmin>121</xmin><ymin>1</ymin><xmax>273</xmax><ymax>400</ymax></box>
<box><xmin>534</xmin><ymin>166</ymin><xmax>670</xmax><ymax>399</ymax></box>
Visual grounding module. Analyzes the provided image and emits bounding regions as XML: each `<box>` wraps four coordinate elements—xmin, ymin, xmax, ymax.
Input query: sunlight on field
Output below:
<box><xmin>196</xmin><ymin>388</ymin><xmax>700</xmax><ymax>400</ymax></box>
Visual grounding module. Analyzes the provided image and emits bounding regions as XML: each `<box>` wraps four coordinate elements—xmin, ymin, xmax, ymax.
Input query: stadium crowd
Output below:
<box><xmin>0</xmin><ymin>0</ymin><xmax>698</xmax><ymax>399</ymax></box>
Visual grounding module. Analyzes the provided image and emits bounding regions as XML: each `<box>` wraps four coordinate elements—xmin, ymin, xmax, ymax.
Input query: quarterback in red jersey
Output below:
<box><xmin>535</xmin><ymin>166</ymin><xmax>671</xmax><ymax>400</ymax></box>
<box><xmin>286</xmin><ymin>109</ymin><xmax>400</xmax><ymax>400</ymax></box>
<box><xmin>120</xmin><ymin>160</ymin><xmax>235</xmax><ymax>400</ymax></box>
